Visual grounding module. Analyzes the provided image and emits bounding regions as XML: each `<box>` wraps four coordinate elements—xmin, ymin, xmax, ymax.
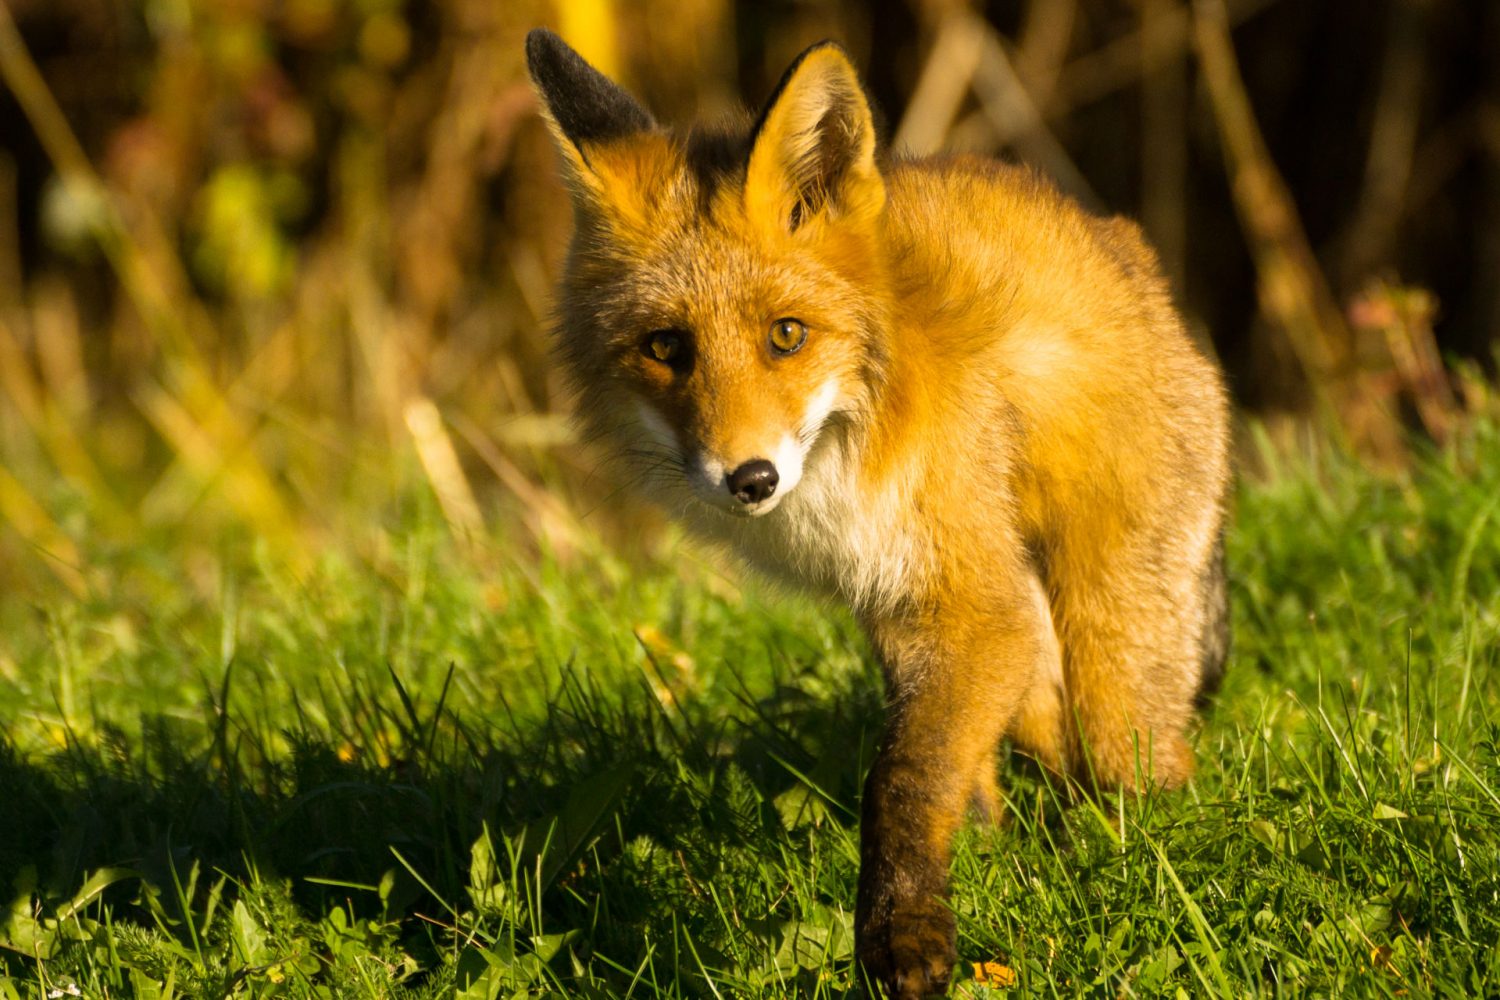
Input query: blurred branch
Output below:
<box><xmin>894</xmin><ymin>11</ymin><xmax>984</xmax><ymax>155</ymax></box>
<box><xmin>0</xmin><ymin>153</ymin><xmax>17</xmax><ymax>306</ymax></box>
<box><xmin>1015</xmin><ymin>0</ymin><xmax>1076</xmax><ymax>107</ymax></box>
<box><xmin>1405</xmin><ymin>103</ymin><xmax>1483</xmax><ymax>214</ymax></box>
<box><xmin>1137</xmin><ymin>0</ymin><xmax>1188</xmax><ymax>288</ymax></box>
<box><xmin>1338</xmin><ymin>0</ymin><xmax>1428</xmax><ymax>287</ymax></box>
<box><xmin>1051</xmin><ymin>0</ymin><xmax>1280</xmax><ymax>117</ymax></box>
<box><xmin>1192</xmin><ymin>0</ymin><xmax>1402</xmax><ymax>459</ymax></box>
<box><xmin>971</xmin><ymin>19</ymin><xmax>1100</xmax><ymax>210</ymax></box>
<box><xmin>895</xmin><ymin>9</ymin><xmax>1098</xmax><ymax>207</ymax></box>
<box><xmin>1481</xmin><ymin>103</ymin><xmax>1500</xmax><ymax>162</ymax></box>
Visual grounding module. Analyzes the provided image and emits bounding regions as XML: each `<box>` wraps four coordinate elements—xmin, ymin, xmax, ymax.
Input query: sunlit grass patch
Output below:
<box><xmin>2</xmin><ymin>423</ymin><xmax>1500</xmax><ymax>997</ymax></box>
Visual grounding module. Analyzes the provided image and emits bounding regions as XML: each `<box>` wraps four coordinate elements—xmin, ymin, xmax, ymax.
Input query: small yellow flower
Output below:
<box><xmin>971</xmin><ymin>960</ymin><xmax>1017</xmax><ymax>988</ymax></box>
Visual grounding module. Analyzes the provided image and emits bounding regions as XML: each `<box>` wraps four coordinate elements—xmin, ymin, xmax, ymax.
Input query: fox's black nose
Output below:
<box><xmin>726</xmin><ymin>460</ymin><xmax>779</xmax><ymax>504</ymax></box>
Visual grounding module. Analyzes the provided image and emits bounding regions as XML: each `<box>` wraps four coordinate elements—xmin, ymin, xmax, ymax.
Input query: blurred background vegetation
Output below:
<box><xmin>0</xmin><ymin>0</ymin><xmax>1498</xmax><ymax>603</ymax></box>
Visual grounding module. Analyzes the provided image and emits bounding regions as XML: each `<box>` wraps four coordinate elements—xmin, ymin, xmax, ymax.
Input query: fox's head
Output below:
<box><xmin>526</xmin><ymin>30</ymin><xmax>891</xmax><ymax>518</ymax></box>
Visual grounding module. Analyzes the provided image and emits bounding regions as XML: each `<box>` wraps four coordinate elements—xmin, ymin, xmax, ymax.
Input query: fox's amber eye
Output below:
<box><xmin>644</xmin><ymin>330</ymin><xmax>685</xmax><ymax>366</ymax></box>
<box><xmin>769</xmin><ymin>318</ymin><xmax>807</xmax><ymax>355</ymax></box>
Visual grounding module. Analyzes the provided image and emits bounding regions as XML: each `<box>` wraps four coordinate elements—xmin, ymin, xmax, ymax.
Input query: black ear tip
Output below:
<box><xmin>525</xmin><ymin>28</ymin><xmax>567</xmax><ymax>80</ymax></box>
<box><xmin>522</xmin><ymin>25</ymin><xmax>655</xmax><ymax>146</ymax></box>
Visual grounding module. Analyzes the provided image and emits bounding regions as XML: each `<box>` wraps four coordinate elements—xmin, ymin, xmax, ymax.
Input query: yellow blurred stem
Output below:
<box><xmin>136</xmin><ymin>382</ymin><xmax>307</xmax><ymax>572</ymax></box>
<box><xmin>404</xmin><ymin>396</ymin><xmax>484</xmax><ymax>543</ymax></box>
<box><xmin>0</xmin><ymin>463</ymin><xmax>86</xmax><ymax>596</ymax></box>
<box><xmin>0</xmin><ymin>313</ymin><xmax>127</xmax><ymax>532</ymax></box>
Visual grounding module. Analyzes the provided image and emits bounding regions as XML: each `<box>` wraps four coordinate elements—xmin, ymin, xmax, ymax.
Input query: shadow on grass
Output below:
<box><xmin>0</xmin><ymin>658</ymin><xmax>892</xmax><ymax>995</ymax></box>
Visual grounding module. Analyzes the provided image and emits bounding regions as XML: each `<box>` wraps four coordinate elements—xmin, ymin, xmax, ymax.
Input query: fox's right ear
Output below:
<box><xmin>525</xmin><ymin>29</ymin><xmax>658</xmax><ymax>205</ymax></box>
<box><xmin>744</xmin><ymin>42</ymin><xmax>884</xmax><ymax>237</ymax></box>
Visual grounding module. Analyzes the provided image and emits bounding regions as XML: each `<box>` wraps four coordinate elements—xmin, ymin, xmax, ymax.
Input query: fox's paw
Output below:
<box><xmin>858</xmin><ymin>901</ymin><xmax>956</xmax><ymax>998</ymax></box>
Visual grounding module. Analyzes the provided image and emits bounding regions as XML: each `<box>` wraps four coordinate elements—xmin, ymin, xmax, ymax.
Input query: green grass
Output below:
<box><xmin>3</xmin><ymin>422</ymin><xmax>1500</xmax><ymax>998</ymax></box>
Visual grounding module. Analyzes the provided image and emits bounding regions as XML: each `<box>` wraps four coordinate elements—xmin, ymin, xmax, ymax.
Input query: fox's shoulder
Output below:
<box><xmin>888</xmin><ymin>152</ymin><xmax>1050</xmax><ymax>193</ymax></box>
<box><xmin>884</xmin><ymin>153</ymin><xmax>1144</xmax><ymax>268</ymax></box>
<box><xmin>878</xmin><ymin>154</ymin><xmax>1168</xmax><ymax>336</ymax></box>
<box><xmin>885</xmin><ymin>154</ymin><xmax>1072</xmax><ymax>219</ymax></box>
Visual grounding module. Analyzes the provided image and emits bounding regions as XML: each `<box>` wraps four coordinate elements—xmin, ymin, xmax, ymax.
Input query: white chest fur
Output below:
<box><xmin>687</xmin><ymin>432</ymin><xmax>926</xmax><ymax>615</ymax></box>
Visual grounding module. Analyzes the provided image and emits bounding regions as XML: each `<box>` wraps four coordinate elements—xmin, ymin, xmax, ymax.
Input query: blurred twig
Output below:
<box><xmin>1051</xmin><ymin>0</ymin><xmax>1280</xmax><ymax>117</ymax></box>
<box><xmin>1338</xmin><ymin>0</ymin><xmax>1427</xmax><ymax>288</ymax></box>
<box><xmin>1193</xmin><ymin>0</ymin><xmax>1402</xmax><ymax>461</ymax></box>
<box><xmin>898</xmin><ymin>8</ymin><xmax>1099</xmax><ymax>208</ymax></box>
<box><xmin>1015</xmin><ymin>0</ymin><xmax>1077</xmax><ymax>108</ymax></box>
<box><xmin>894</xmin><ymin>11</ymin><xmax>985</xmax><ymax>155</ymax></box>
<box><xmin>0</xmin><ymin>153</ymin><xmax>18</xmax><ymax>306</ymax></box>
<box><xmin>1137</xmin><ymin>0</ymin><xmax>1188</xmax><ymax>289</ymax></box>
<box><xmin>971</xmin><ymin>19</ymin><xmax>1100</xmax><ymax>210</ymax></box>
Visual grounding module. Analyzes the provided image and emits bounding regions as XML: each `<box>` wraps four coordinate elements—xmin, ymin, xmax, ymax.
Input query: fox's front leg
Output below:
<box><xmin>856</xmin><ymin>590</ymin><xmax>1047</xmax><ymax>998</ymax></box>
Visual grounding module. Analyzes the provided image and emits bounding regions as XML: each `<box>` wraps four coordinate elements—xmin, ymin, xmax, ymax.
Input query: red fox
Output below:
<box><xmin>526</xmin><ymin>30</ymin><xmax>1230</xmax><ymax>998</ymax></box>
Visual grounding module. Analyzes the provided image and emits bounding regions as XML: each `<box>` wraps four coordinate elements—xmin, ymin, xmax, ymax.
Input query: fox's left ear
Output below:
<box><xmin>745</xmin><ymin>42</ymin><xmax>885</xmax><ymax>234</ymax></box>
<box><xmin>526</xmin><ymin>28</ymin><xmax>661</xmax><ymax>208</ymax></box>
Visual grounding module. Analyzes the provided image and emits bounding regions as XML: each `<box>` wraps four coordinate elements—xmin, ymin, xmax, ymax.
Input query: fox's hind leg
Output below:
<box><xmin>1007</xmin><ymin>573</ymin><xmax>1070</xmax><ymax>776</ymax></box>
<box><xmin>1049</xmin><ymin>514</ymin><xmax>1225</xmax><ymax>792</ymax></box>
<box><xmin>969</xmin><ymin>753</ymin><xmax>1003</xmax><ymax>824</ymax></box>
<box><xmin>967</xmin><ymin>573</ymin><xmax>1067</xmax><ymax>825</ymax></box>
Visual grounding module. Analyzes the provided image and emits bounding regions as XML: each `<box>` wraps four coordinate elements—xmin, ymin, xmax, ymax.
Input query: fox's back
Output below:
<box><xmin>876</xmin><ymin>156</ymin><xmax>1229</xmax><ymax>550</ymax></box>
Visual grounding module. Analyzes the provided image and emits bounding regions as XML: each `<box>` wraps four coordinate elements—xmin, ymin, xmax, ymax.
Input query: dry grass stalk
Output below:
<box><xmin>0</xmin><ymin>312</ymin><xmax>123</xmax><ymax>531</ymax></box>
<box><xmin>0</xmin><ymin>461</ymin><xmax>86</xmax><ymax>595</ymax></box>
<box><xmin>451</xmin><ymin>414</ymin><xmax>583</xmax><ymax>559</ymax></box>
<box><xmin>404</xmin><ymin>396</ymin><xmax>485</xmax><ymax>544</ymax></box>
<box><xmin>135</xmin><ymin>382</ymin><xmax>306</xmax><ymax>568</ymax></box>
